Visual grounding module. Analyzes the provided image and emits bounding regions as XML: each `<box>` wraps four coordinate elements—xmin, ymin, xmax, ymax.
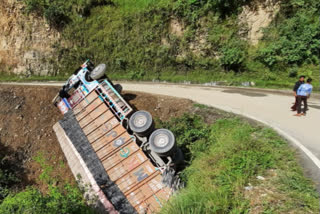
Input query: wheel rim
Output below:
<box><xmin>134</xmin><ymin>114</ymin><xmax>147</xmax><ymax>128</ymax></box>
<box><xmin>92</xmin><ymin>65</ymin><xmax>102</xmax><ymax>75</ymax></box>
<box><xmin>154</xmin><ymin>133</ymin><xmax>169</xmax><ymax>148</ymax></box>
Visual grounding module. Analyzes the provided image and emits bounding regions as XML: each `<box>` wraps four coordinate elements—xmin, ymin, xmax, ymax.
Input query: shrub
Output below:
<box><xmin>258</xmin><ymin>2</ymin><xmax>320</xmax><ymax>68</ymax></box>
<box><xmin>0</xmin><ymin>146</ymin><xmax>20</xmax><ymax>203</ymax></box>
<box><xmin>0</xmin><ymin>186</ymin><xmax>94</xmax><ymax>214</ymax></box>
<box><xmin>44</xmin><ymin>4</ymin><xmax>70</xmax><ymax>28</ymax></box>
<box><xmin>24</xmin><ymin>0</ymin><xmax>111</xmax><ymax>28</ymax></box>
<box><xmin>220</xmin><ymin>40</ymin><xmax>247</xmax><ymax>72</ymax></box>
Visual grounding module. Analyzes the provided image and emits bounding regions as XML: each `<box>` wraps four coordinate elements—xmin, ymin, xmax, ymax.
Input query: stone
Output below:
<box><xmin>245</xmin><ymin>186</ymin><xmax>253</xmax><ymax>191</ymax></box>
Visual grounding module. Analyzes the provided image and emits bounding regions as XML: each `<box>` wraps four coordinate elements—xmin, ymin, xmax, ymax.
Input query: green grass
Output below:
<box><xmin>157</xmin><ymin>114</ymin><xmax>319</xmax><ymax>213</ymax></box>
<box><xmin>1</xmin><ymin>68</ymin><xmax>319</xmax><ymax>92</ymax></box>
<box><xmin>0</xmin><ymin>72</ymin><xmax>68</xmax><ymax>82</ymax></box>
<box><xmin>108</xmin><ymin>69</ymin><xmax>320</xmax><ymax>91</ymax></box>
<box><xmin>0</xmin><ymin>146</ymin><xmax>94</xmax><ymax>214</ymax></box>
<box><xmin>112</xmin><ymin>0</ymin><xmax>170</xmax><ymax>13</ymax></box>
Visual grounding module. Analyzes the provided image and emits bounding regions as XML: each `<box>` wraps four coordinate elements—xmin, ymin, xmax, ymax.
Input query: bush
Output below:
<box><xmin>157</xmin><ymin>114</ymin><xmax>210</xmax><ymax>162</ymax></box>
<box><xmin>44</xmin><ymin>4</ymin><xmax>70</xmax><ymax>28</ymax></box>
<box><xmin>0</xmin><ymin>169</ymin><xmax>19</xmax><ymax>203</ymax></box>
<box><xmin>220</xmin><ymin>40</ymin><xmax>247</xmax><ymax>72</ymax></box>
<box><xmin>0</xmin><ymin>146</ymin><xmax>20</xmax><ymax>203</ymax></box>
<box><xmin>288</xmin><ymin>67</ymin><xmax>298</xmax><ymax>78</ymax></box>
<box><xmin>24</xmin><ymin>0</ymin><xmax>111</xmax><ymax>28</ymax></box>
<box><xmin>258</xmin><ymin>1</ymin><xmax>320</xmax><ymax>68</ymax></box>
<box><xmin>0</xmin><ymin>151</ymin><xmax>95</xmax><ymax>214</ymax></box>
<box><xmin>0</xmin><ymin>186</ymin><xmax>94</xmax><ymax>214</ymax></box>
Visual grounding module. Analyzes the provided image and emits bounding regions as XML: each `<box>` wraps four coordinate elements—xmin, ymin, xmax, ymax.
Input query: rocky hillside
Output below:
<box><xmin>0</xmin><ymin>0</ymin><xmax>60</xmax><ymax>76</ymax></box>
<box><xmin>0</xmin><ymin>0</ymin><xmax>319</xmax><ymax>80</ymax></box>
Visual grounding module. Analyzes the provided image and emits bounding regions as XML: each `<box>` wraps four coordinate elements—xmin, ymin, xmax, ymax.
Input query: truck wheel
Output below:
<box><xmin>114</xmin><ymin>84</ymin><xmax>122</xmax><ymax>93</ymax></box>
<box><xmin>90</xmin><ymin>64</ymin><xmax>106</xmax><ymax>80</ymax></box>
<box><xmin>149</xmin><ymin>129</ymin><xmax>176</xmax><ymax>157</ymax></box>
<box><xmin>129</xmin><ymin>111</ymin><xmax>154</xmax><ymax>136</ymax></box>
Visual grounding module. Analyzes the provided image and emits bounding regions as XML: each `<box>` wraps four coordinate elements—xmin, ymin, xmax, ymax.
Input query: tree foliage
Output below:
<box><xmin>24</xmin><ymin>0</ymin><xmax>111</xmax><ymax>28</ymax></box>
<box><xmin>258</xmin><ymin>0</ymin><xmax>320</xmax><ymax>68</ymax></box>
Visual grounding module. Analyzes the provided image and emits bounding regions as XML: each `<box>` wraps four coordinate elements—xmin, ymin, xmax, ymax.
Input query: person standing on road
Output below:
<box><xmin>291</xmin><ymin>75</ymin><xmax>305</xmax><ymax>111</ymax></box>
<box><xmin>294</xmin><ymin>78</ymin><xmax>313</xmax><ymax>116</ymax></box>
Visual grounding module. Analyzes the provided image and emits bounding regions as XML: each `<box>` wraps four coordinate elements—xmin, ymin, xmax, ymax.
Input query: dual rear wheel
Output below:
<box><xmin>129</xmin><ymin>111</ymin><xmax>176</xmax><ymax>157</ymax></box>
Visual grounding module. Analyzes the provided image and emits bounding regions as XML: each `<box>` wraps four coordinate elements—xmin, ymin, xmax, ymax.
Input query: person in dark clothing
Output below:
<box><xmin>291</xmin><ymin>75</ymin><xmax>305</xmax><ymax>111</ymax></box>
<box><xmin>294</xmin><ymin>78</ymin><xmax>313</xmax><ymax>116</ymax></box>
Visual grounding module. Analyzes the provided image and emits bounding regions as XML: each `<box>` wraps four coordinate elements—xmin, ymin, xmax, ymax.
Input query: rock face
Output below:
<box><xmin>0</xmin><ymin>0</ymin><xmax>60</xmax><ymax>76</ymax></box>
<box><xmin>239</xmin><ymin>0</ymin><xmax>280</xmax><ymax>45</ymax></box>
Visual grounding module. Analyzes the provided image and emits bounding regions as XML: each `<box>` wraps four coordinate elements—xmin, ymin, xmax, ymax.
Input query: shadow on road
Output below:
<box><xmin>309</xmin><ymin>105</ymin><xmax>320</xmax><ymax>110</ymax></box>
<box><xmin>222</xmin><ymin>89</ymin><xmax>267</xmax><ymax>97</ymax></box>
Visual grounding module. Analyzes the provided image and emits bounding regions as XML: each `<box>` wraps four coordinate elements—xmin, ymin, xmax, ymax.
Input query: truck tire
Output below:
<box><xmin>149</xmin><ymin>129</ymin><xmax>176</xmax><ymax>157</ymax></box>
<box><xmin>90</xmin><ymin>64</ymin><xmax>106</xmax><ymax>80</ymax></box>
<box><xmin>129</xmin><ymin>111</ymin><xmax>154</xmax><ymax>136</ymax></box>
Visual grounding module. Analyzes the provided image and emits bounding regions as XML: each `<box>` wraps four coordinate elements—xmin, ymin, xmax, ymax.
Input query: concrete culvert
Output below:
<box><xmin>129</xmin><ymin>110</ymin><xmax>154</xmax><ymax>137</ymax></box>
<box><xmin>149</xmin><ymin>129</ymin><xmax>176</xmax><ymax>157</ymax></box>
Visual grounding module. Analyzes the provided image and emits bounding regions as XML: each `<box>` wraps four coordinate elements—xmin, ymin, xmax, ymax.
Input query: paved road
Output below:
<box><xmin>1</xmin><ymin>81</ymin><xmax>320</xmax><ymax>189</ymax></box>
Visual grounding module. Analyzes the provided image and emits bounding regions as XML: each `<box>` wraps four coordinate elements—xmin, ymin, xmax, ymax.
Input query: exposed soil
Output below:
<box><xmin>123</xmin><ymin>91</ymin><xmax>194</xmax><ymax>121</ymax></box>
<box><xmin>0</xmin><ymin>85</ymin><xmax>198</xmax><ymax>192</ymax></box>
<box><xmin>0</xmin><ymin>85</ymin><xmax>71</xmax><ymax>192</ymax></box>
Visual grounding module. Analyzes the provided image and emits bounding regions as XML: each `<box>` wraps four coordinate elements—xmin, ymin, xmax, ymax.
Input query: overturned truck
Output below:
<box><xmin>52</xmin><ymin>60</ymin><xmax>183</xmax><ymax>214</ymax></box>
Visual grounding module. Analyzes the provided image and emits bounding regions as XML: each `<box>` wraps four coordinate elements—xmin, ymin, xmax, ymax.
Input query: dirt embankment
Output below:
<box><xmin>0</xmin><ymin>85</ymin><xmax>69</xmax><ymax>191</ymax></box>
<box><xmin>0</xmin><ymin>85</ymin><xmax>202</xmax><ymax>191</ymax></box>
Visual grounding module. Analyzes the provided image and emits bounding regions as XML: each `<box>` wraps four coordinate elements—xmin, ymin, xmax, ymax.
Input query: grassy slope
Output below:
<box><xmin>2</xmin><ymin>0</ymin><xmax>320</xmax><ymax>91</ymax></box>
<box><xmin>157</xmin><ymin>108</ymin><xmax>319</xmax><ymax>213</ymax></box>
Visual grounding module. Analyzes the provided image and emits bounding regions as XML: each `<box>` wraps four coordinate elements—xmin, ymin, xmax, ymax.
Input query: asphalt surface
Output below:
<box><xmin>1</xmin><ymin>81</ymin><xmax>320</xmax><ymax>190</ymax></box>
